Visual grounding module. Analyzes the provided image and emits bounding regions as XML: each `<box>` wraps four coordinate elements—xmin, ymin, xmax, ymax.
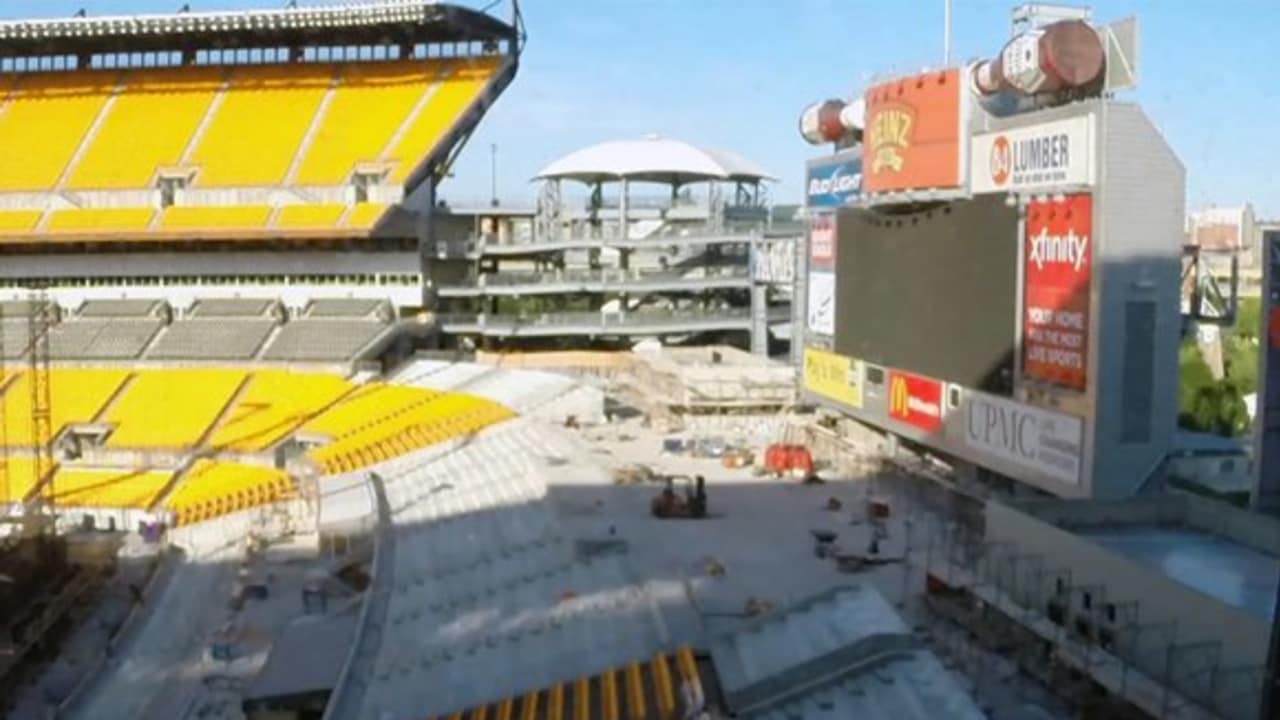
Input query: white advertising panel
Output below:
<box><xmin>971</xmin><ymin>115</ymin><xmax>1094</xmax><ymax>194</ymax></box>
<box><xmin>806</xmin><ymin>271</ymin><xmax>835</xmax><ymax>336</ymax></box>
<box><xmin>962</xmin><ymin>391</ymin><xmax>1084</xmax><ymax>485</ymax></box>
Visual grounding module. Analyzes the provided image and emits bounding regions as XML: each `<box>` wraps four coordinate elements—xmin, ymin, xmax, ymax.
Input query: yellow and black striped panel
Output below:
<box><xmin>427</xmin><ymin>646</ymin><xmax>710</xmax><ymax>720</ymax></box>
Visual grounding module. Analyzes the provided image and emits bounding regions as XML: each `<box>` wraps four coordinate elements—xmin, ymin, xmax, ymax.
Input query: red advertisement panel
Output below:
<box><xmin>810</xmin><ymin>213</ymin><xmax>835</xmax><ymax>265</ymax></box>
<box><xmin>1024</xmin><ymin>194</ymin><xmax>1092</xmax><ymax>390</ymax></box>
<box><xmin>887</xmin><ymin>370</ymin><xmax>943</xmax><ymax>432</ymax></box>
<box><xmin>863</xmin><ymin>68</ymin><xmax>963</xmax><ymax>193</ymax></box>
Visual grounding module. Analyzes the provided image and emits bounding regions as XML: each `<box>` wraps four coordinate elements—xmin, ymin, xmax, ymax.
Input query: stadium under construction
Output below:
<box><xmin>0</xmin><ymin>3</ymin><xmax>1276</xmax><ymax>720</ymax></box>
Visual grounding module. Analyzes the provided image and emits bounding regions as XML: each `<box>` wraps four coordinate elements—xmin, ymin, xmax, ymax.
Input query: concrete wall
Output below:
<box><xmin>1090</xmin><ymin>102</ymin><xmax>1185</xmax><ymax>498</ymax></box>
<box><xmin>985</xmin><ymin>500</ymin><xmax>1271</xmax><ymax>673</ymax></box>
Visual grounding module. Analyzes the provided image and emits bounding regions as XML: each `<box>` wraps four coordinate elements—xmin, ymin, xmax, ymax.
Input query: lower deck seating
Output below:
<box><xmin>1</xmin><ymin>368</ymin><xmax>131</xmax><ymax>447</ymax></box>
<box><xmin>51</xmin><ymin>466</ymin><xmax>173</xmax><ymax>509</ymax></box>
<box><xmin>429</xmin><ymin>647</ymin><xmax>704</xmax><ymax>720</ymax></box>
<box><xmin>305</xmin><ymin>384</ymin><xmax>514</xmax><ymax>474</ymax></box>
<box><xmin>0</xmin><ymin>456</ymin><xmax>44</xmax><ymax>504</ymax></box>
<box><xmin>165</xmin><ymin>460</ymin><xmax>294</xmax><ymax>526</ymax></box>
<box><xmin>105</xmin><ymin>369</ymin><xmax>246</xmax><ymax>448</ymax></box>
<box><xmin>209</xmin><ymin>370</ymin><xmax>352</xmax><ymax>451</ymax></box>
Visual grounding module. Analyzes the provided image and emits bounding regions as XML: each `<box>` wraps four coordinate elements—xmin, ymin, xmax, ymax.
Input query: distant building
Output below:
<box><xmin>1186</xmin><ymin>204</ymin><xmax>1261</xmax><ymax>297</ymax></box>
<box><xmin>429</xmin><ymin>136</ymin><xmax>797</xmax><ymax>354</ymax></box>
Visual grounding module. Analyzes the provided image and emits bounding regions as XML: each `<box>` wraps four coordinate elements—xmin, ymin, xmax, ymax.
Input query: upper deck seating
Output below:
<box><xmin>0</xmin><ymin>71</ymin><xmax>114</xmax><ymax>192</ymax></box>
<box><xmin>190</xmin><ymin>63</ymin><xmax>333</xmax><ymax>187</ymax></box>
<box><xmin>66</xmin><ymin>67</ymin><xmax>222</xmax><ymax>190</ymax></box>
<box><xmin>0</xmin><ymin>56</ymin><xmax>501</xmax><ymax>240</ymax></box>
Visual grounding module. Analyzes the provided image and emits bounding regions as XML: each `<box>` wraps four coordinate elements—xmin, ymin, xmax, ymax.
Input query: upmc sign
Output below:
<box><xmin>887</xmin><ymin>371</ymin><xmax>943</xmax><ymax>432</ymax></box>
<box><xmin>962</xmin><ymin>391</ymin><xmax>1083</xmax><ymax>486</ymax></box>
<box><xmin>971</xmin><ymin>115</ymin><xmax>1094</xmax><ymax>194</ymax></box>
<box><xmin>805</xmin><ymin>150</ymin><xmax>862</xmax><ymax>208</ymax></box>
<box><xmin>1024</xmin><ymin>194</ymin><xmax>1092</xmax><ymax>391</ymax></box>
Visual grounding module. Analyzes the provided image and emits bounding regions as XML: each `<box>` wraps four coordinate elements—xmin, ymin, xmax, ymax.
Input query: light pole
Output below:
<box><xmin>490</xmin><ymin>143</ymin><xmax>498</xmax><ymax>207</ymax></box>
<box><xmin>943</xmin><ymin>0</ymin><xmax>953</xmax><ymax>66</ymax></box>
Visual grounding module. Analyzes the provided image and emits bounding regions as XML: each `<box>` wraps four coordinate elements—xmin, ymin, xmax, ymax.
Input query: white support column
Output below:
<box><xmin>619</xmin><ymin>177</ymin><xmax>629</xmax><ymax>241</ymax></box>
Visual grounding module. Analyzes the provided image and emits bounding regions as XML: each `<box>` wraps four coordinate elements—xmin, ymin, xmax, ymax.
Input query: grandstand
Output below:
<box><xmin>1</xmin><ymin>297</ymin><xmax>400</xmax><ymax>365</ymax></box>
<box><xmin>0</xmin><ymin>0</ymin><xmax>522</xmax><ymax>323</ymax></box>
<box><xmin>0</xmin><ymin>365</ymin><xmax>512</xmax><ymax>519</ymax></box>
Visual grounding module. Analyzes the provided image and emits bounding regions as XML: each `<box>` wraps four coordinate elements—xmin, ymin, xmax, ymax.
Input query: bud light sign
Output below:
<box><xmin>806</xmin><ymin>150</ymin><xmax>862</xmax><ymax>208</ymax></box>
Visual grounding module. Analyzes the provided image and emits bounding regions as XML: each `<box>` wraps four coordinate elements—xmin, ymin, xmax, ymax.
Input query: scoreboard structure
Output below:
<box><xmin>797</xmin><ymin>12</ymin><xmax>1184</xmax><ymax>500</ymax></box>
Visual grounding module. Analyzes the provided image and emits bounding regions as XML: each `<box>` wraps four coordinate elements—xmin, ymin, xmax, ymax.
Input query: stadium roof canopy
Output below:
<box><xmin>535</xmin><ymin>135</ymin><xmax>776</xmax><ymax>185</ymax></box>
<box><xmin>0</xmin><ymin>1</ymin><xmax>513</xmax><ymax>58</ymax></box>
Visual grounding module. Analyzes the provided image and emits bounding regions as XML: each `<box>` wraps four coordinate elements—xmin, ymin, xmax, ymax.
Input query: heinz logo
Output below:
<box><xmin>1028</xmin><ymin>227</ymin><xmax>1089</xmax><ymax>272</ymax></box>
<box><xmin>868</xmin><ymin>104</ymin><xmax>914</xmax><ymax>174</ymax></box>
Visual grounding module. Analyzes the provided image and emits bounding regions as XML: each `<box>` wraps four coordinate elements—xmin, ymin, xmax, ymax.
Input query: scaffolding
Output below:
<box><xmin>920</xmin><ymin>516</ymin><xmax>1264</xmax><ymax>719</ymax></box>
<box><xmin>796</xmin><ymin>420</ymin><xmax>1264</xmax><ymax>719</ymax></box>
<box><xmin>27</xmin><ymin>291</ymin><xmax>54</xmax><ymax>514</ymax></box>
<box><xmin>0</xmin><ymin>303</ymin><xmax>7</xmax><ymax>518</ymax></box>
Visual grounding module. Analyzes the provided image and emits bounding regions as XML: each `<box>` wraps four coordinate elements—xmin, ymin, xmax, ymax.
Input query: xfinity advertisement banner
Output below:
<box><xmin>971</xmin><ymin>115</ymin><xmax>1094</xmax><ymax>194</ymax></box>
<box><xmin>960</xmin><ymin>391</ymin><xmax>1084</xmax><ymax>486</ymax></box>
<box><xmin>805</xmin><ymin>150</ymin><xmax>862</xmax><ymax>208</ymax></box>
<box><xmin>1023</xmin><ymin>194</ymin><xmax>1092</xmax><ymax>391</ymax></box>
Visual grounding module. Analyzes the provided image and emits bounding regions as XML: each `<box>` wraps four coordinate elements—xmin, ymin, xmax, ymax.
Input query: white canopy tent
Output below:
<box><xmin>534</xmin><ymin>135</ymin><xmax>775</xmax><ymax>238</ymax></box>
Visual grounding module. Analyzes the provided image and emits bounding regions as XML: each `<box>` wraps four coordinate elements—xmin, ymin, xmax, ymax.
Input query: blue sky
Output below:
<box><xmin>5</xmin><ymin>1</ymin><xmax>1279</xmax><ymax>216</ymax></box>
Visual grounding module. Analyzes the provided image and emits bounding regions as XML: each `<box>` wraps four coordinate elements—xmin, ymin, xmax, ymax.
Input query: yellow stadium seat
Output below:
<box><xmin>0</xmin><ymin>71</ymin><xmax>115</xmax><ymax>192</ymax></box>
<box><xmin>67</xmin><ymin>66</ymin><xmax>224</xmax><ymax>190</ymax></box>
<box><xmin>600</xmin><ymin>670</ymin><xmax>619</xmax><ymax>720</ymax></box>
<box><xmin>160</xmin><ymin>205</ymin><xmax>272</xmax><ymax>231</ymax></box>
<box><xmin>0</xmin><ymin>210</ymin><xmax>44</xmax><ymax>234</ymax></box>
<box><xmin>191</xmin><ymin>63</ymin><xmax>334</xmax><ymax>187</ymax></box>
<box><xmin>388</xmin><ymin>58</ymin><xmax>501</xmax><ymax>183</ymax></box>
<box><xmin>105</xmin><ymin>369</ymin><xmax>245</xmax><ymax>449</ymax></box>
<box><xmin>47</xmin><ymin>207</ymin><xmax>156</xmax><ymax>232</ymax></box>
<box><xmin>294</xmin><ymin>61</ymin><xmax>436</xmax><ymax>185</ymax></box>
<box><xmin>275</xmin><ymin>203</ymin><xmax>347</xmax><ymax>230</ymax></box>
<box><xmin>51</xmin><ymin>467</ymin><xmax>173</xmax><ymax>509</ymax></box>
<box><xmin>209</xmin><ymin>370</ymin><xmax>352</xmax><ymax>451</ymax></box>
<box><xmin>340</xmin><ymin>199</ymin><xmax>384</xmax><ymax>228</ymax></box>
<box><xmin>301</xmin><ymin>382</ymin><xmax>512</xmax><ymax>473</ymax></box>
<box><xmin>0</xmin><ymin>456</ymin><xmax>46</xmax><ymax>504</ymax></box>
<box><xmin>166</xmin><ymin>460</ymin><xmax>293</xmax><ymax>526</ymax></box>
<box><xmin>651</xmin><ymin>654</ymin><xmax>676</xmax><ymax>719</ymax></box>
<box><xmin>1</xmin><ymin>369</ymin><xmax>131</xmax><ymax>448</ymax></box>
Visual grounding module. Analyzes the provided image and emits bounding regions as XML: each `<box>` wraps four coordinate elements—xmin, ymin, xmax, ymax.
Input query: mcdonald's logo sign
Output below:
<box><xmin>886</xmin><ymin>370</ymin><xmax>943</xmax><ymax>431</ymax></box>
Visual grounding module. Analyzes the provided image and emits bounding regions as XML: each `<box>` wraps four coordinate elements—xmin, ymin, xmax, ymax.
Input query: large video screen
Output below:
<box><xmin>833</xmin><ymin>197</ymin><xmax>1018</xmax><ymax>395</ymax></box>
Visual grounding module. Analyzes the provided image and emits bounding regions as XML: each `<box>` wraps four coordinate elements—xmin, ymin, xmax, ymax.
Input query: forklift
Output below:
<box><xmin>650</xmin><ymin>474</ymin><xmax>708</xmax><ymax>519</ymax></box>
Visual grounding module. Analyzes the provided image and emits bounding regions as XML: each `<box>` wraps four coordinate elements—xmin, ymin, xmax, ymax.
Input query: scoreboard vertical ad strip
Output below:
<box><xmin>1023</xmin><ymin>194</ymin><xmax>1093</xmax><ymax>391</ymax></box>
